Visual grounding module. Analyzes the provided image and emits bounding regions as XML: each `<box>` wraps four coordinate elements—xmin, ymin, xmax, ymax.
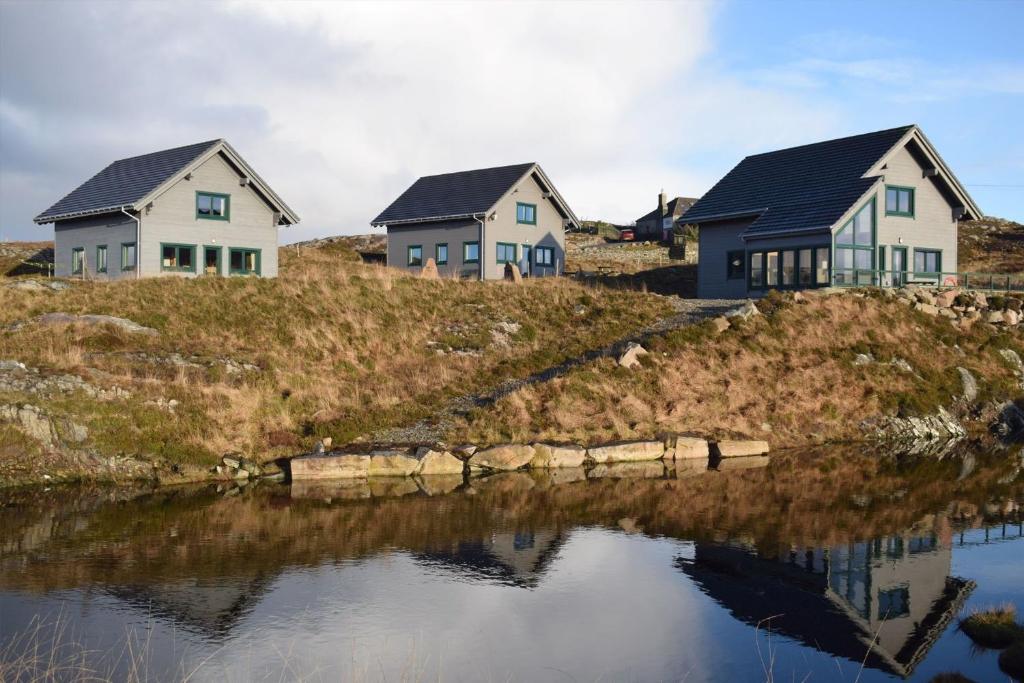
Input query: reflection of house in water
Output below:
<box><xmin>676</xmin><ymin>530</ymin><xmax>975</xmax><ymax>678</ymax></box>
<box><xmin>415</xmin><ymin>529</ymin><xmax>565</xmax><ymax>588</ymax></box>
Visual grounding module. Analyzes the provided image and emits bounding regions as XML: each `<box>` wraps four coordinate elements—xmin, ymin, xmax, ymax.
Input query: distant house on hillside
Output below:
<box><xmin>34</xmin><ymin>140</ymin><xmax>299</xmax><ymax>280</ymax></box>
<box><xmin>680</xmin><ymin>125</ymin><xmax>981</xmax><ymax>298</ymax></box>
<box><xmin>634</xmin><ymin>191</ymin><xmax>697</xmax><ymax>242</ymax></box>
<box><xmin>371</xmin><ymin>163</ymin><xmax>579</xmax><ymax>279</ymax></box>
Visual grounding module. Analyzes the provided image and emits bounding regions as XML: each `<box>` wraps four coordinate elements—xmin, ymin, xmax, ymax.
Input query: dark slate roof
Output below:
<box><xmin>680</xmin><ymin>126</ymin><xmax>914</xmax><ymax>236</ymax></box>
<box><xmin>636</xmin><ymin>196</ymin><xmax>698</xmax><ymax>223</ymax></box>
<box><xmin>35</xmin><ymin>140</ymin><xmax>221</xmax><ymax>222</ymax></box>
<box><xmin>372</xmin><ymin>163</ymin><xmax>535</xmax><ymax>225</ymax></box>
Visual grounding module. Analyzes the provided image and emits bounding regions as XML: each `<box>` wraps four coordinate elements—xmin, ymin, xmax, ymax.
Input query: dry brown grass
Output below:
<box><xmin>960</xmin><ymin>217</ymin><xmax>1024</xmax><ymax>274</ymax></box>
<box><xmin>0</xmin><ymin>242</ymin><xmax>671</xmax><ymax>475</ymax></box>
<box><xmin>455</xmin><ymin>290</ymin><xmax>1024</xmax><ymax>446</ymax></box>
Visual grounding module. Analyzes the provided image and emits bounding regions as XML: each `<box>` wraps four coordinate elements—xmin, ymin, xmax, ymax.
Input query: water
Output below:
<box><xmin>1</xmin><ymin>448</ymin><xmax>1022</xmax><ymax>681</ymax></box>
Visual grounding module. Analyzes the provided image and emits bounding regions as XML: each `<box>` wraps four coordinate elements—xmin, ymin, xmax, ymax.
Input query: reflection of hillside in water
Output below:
<box><xmin>0</xmin><ymin>448</ymin><xmax>1021</xmax><ymax>646</ymax></box>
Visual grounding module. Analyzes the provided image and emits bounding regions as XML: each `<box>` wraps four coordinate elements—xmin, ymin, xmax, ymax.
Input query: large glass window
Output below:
<box><xmin>535</xmin><ymin>246</ymin><xmax>555</xmax><ymax>266</ymax></box>
<box><xmin>161</xmin><ymin>243</ymin><xmax>196</xmax><ymax>272</ymax></box>
<box><xmin>835</xmin><ymin>198</ymin><xmax>875</xmax><ymax>285</ymax></box>
<box><xmin>516</xmin><ymin>203</ymin><xmax>536</xmax><ymax>225</ymax></box>
<box><xmin>71</xmin><ymin>247</ymin><xmax>84</xmax><ymax>275</ymax></box>
<box><xmin>726</xmin><ymin>251</ymin><xmax>744</xmax><ymax>280</ymax></box>
<box><xmin>885</xmin><ymin>186</ymin><xmax>914</xmax><ymax>217</ymax></box>
<box><xmin>496</xmin><ymin>242</ymin><xmax>517</xmax><ymax>263</ymax></box>
<box><xmin>229</xmin><ymin>248</ymin><xmax>260</xmax><ymax>275</ymax></box>
<box><xmin>914</xmin><ymin>249</ymin><xmax>941</xmax><ymax>275</ymax></box>
<box><xmin>766</xmin><ymin>251</ymin><xmax>779</xmax><ymax>287</ymax></box>
<box><xmin>798</xmin><ymin>249</ymin><xmax>812</xmax><ymax>285</ymax></box>
<box><xmin>782</xmin><ymin>251</ymin><xmax>795</xmax><ymax>286</ymax></box>
<box><xmin>196</xmin><ymin>192</ymin><xmax>230</xmax><ymax>221</ymax></box>
<box><xmin>407</xmin><ymin>245</ymin><xmax>423</xmax><ymax>267</ymax></box>
<box><xmin>815</xmin><ymin>247</ymin><xmax>831</xmax><ymax>285</ymax></box>
<box><xmin>750</xmin><ymin>252</ymin><xmax>763</xmax><ymax>288</ymax></box>
<box><xmin>463</xmin><ymin>241</ymin><xmax>480</xmax><ymax>264</ymax></box>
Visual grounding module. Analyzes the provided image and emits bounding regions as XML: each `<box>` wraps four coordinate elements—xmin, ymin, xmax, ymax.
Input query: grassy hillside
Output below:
<box><xmin>453</xmin><ymin>290</ymin><xmax>1024</xmax><ymax>448</ymax></box>
<box><xmin>960</xmin><ymin>216</ymin><xmax>1024</xmax><ymax>274</ymax></box>
<box><xmin>0</xmin><ymin>242</ymin><xmax>671</xmax><ymax>484</ymax></box>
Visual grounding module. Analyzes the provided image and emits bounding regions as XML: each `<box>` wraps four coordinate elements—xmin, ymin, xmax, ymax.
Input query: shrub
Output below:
<box><xmin>960</xmin><ymin>606</ymin><xmax>1024</xmax><ymax>649</ymax></box>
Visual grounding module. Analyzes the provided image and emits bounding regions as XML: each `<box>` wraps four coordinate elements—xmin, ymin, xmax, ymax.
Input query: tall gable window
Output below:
<box><xmin>885</xmin><ymin>186</ymin><xmax>914</xmax><ymax>217</ymax></box>
<box><xmin>834</xmin><ymin>198</ymin><xmax>875</xmax><ymax>285</ymax></box>
<box><xmin>71</xmin><ymin>247</ymin><xmax>84</xmax><ymax>275</ymax></box>
<box><xmin>516</xmin><ymin>202</ymin><xmax>537</xmax><ymax>225</ymax></box>
<box><xmin>196</xmin><ymin>191</ymin><xmax>230</xmax><ymax>221</ymax></box>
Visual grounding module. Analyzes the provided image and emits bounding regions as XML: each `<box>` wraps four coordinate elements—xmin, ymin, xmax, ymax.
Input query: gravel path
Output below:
<box><xmin>371</xmin><ymin>297</ymin><xmax>747</xmax><ymax>445</ymax></box>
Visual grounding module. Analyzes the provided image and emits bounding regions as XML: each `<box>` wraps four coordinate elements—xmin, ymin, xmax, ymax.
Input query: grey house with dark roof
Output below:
<box><xmin>680</xmin><ymin>125</ymin><xmax>981</xmax><ymax>298</ymax></box>
<box><xmin>34</xmin><ymin>140</ymin><xmax>299</xmax><ymax>280</ymax></box>
<box><xmin>371</xmin><ymin>163</ymin><xmax>579</xmax><ymax>279</ymax></box>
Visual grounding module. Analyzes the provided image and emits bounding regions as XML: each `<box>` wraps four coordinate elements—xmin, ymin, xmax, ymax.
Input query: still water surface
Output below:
<box><xmin>1</xmin><ymin>449</ymin><xmax>1022</xmax><ymax>681</ymax></box>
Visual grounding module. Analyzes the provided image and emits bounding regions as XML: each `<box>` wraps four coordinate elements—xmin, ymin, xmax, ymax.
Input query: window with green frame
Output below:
<box><xmin>161</xmin><ymin>243</ymin><xmax>196</xmax><ymax>272</ymax></box>
<box><xmin>535</xmin><ymin>246</ymin><xmax>555</xmax><ymax>267</ymax></box>
<box><xmin>496</xmin><ymin>242</ymin><xmax>517</xmax><ymax>263</ymax></box>
<box><xmin>834</xmin><ymin>198</ymin><xmax>875</xmax><ymax>285</ymax></box>
<box><xmin>748</xmin><ymin>246</ymin><xmax>830</xmax><ymax>291</ymax></box>
<box><xmin>516</xmin><ymin>203</ymin><xmax>537</xmax><ymax>225</ymax></box>
<box><xmin>435</xmin><ymin>243</ymin><xmax>448</xmax><ymax>265</ymax></box>
<box><xmin>196</xmin><ymin>191</ymin><xmax>230</xmax><ymax>221</ymax></box>
<box><xmin>121</xmin><ymin>242</ymin><xmax>136</xmax><ymax>271</ymax></box>
<box><xmin>913</xmin><ymin>248</ymin><xmax>941</xmax><ymax>276</ymax></box>
<box><xmin>71</xmin><ymin>247</ymin><xmax>84</xmax><ymax>275</ymax></box>
<box><xmin>463</xmin><ymin>241</ymin><xmax>480</xmax><ymax>264</ymax></box>
<box><xmin>95</xmin><ymin>245</ymin><xmax>107</xmax><ymax>273</ymax></box>
<box><xmin>407</xmin><ymin>245</ymin><xmax>423</xmax><ymax>266</ymax></box>
<box><xmin>885</xmin><ymin>185</ymin><xmax>914</xmax><ymax>217</ymax></box>
<box><xmin>229</xmin><ymin>248</ymin><xmax>260</xmax><ymax>275</ymax></box>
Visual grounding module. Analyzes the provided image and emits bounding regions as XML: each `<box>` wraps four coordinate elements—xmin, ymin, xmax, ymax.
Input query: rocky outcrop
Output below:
<box><xmin>369</xmin><ymin>449</ymin><xmax>422</xmax><ymax>477</ymax></box>
<box><xmin>893</xmin><ymin>286</ymin><xmax>1023</xmax><ymax>331</ymax></box>
<box><xmin>415</xmin><ymin>447</ymin><xmax>465</xmax><ymax>475</ymax></box>
<box><xmin>290</xmin><ymin>453</ymin><xmax>371</xmax><ymax>480</ymax></box>
<box><xmin>0</xmin><ymin>361</ymin><xmax>130</xmax><ymax>400</ymax></box>
<box><xmin>587</xmin><ymin>440</ymin><xmax>664</xmax><ymax>463</ymax></box>
<box><xmin>725</xmin><ymin>300</ymin><xmax>760</xmax><ymax>320</ymax></box>
<box><xmin>871</xmin><ymin>407</ymin><xmax>967</xmax><ymax>445</ymax></box>
<box><xmin>31</xmin><ymin>313</ymin><xmax>159</xmax><ymax>336</ymax></box>
<box><xmin>470</xmin><ymin>444</ymin><xmax>535</xmax><ymax>471</ymax></box>
<box><xmin>530</xmin><ymin>443</ymin><xmax>587</xmax><ymax>468</ymax></box>
<box><xmin>668</xmin><ymin>437</ymin><xmax>710</xmax><ymax>460</ymax></box>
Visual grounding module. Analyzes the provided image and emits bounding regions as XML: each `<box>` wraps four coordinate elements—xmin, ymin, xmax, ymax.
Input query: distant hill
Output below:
<box><xmin>959</xmin><ymin>216</ymin><xmax>1024</xmax><ymax>274</ymax></box>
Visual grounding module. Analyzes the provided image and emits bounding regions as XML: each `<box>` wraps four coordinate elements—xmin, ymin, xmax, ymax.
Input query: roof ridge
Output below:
<box><xmin>418</xmin><ymin>162</ymin><xmax>535</xmax><ymax>181</ymax></box>
<box><xmin>744</xmin><ymin>125</ymin><xmax>916</xmax><ymax>160</ymax></box>
<box><xmin>110</xmin><ymin>139</ymin><xmax>222</xmax><ymax>165</ymax></box>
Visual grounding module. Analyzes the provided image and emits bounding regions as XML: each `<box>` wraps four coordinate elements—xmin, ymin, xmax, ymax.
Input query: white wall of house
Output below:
<box><xmin>484</xmin><ymin>172</ymin><xmax>566</xmax><ymax>279</ymax></box>
<box><xmin>140</xmin><ymin>152</ymin><xmax>281</xmax><ymax>278</ymax></box>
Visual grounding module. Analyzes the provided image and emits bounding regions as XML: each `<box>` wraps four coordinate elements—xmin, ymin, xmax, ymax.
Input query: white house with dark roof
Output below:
<box><xmin>34</xmin><ymin>140</ymin><xmax>299</xmax><ymax>280</ymax></box>
<box><xmin>681</xmin><ymin>125</ymin><xmax>982</xmax><ymax>298</ymax></box>
<box><xmin>371</xmin><ymin>163</ymin><xmax>579</xmax><ymax>280</ymax></box>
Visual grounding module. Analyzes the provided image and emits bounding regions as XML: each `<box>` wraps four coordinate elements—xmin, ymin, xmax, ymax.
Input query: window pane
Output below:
<box><xmin>750</xmin><ymin>252</ymin><xmax>763</xmax><ymax>287</ymax></box>
<box><xmin>179</xmin><ymin>247</ymin><xmax>192</xmax><ymax>268</ymax></box>
<box><xmin>727</xmin><ymin>251</ymin><xmax>744</xmax><ymax>279</ymax></box>
<box><xmin>527</xmin><ymin>205</ymin><xmax>535</xmax><ymax>222</ymax></box>
<box><xmin>205</xmin><ymin>249</ymin><xmax>218</xmax><ymax>269</ymax></box>
<box><xmin>409</xmin><ymin>247</ymin><xmax>422</xmax><ymax>266</ymax></box>
<box><xmin>212</xmin><ymin>196</ymin><xmax>225</xmax><ymax>217</ymax></box>
<box><xmin>231</xmin><ymin>251</ymin><xmax>243</xmax><ymax>270</ymax></box>
<box><xmin>898</xmin><ymin>190</ymin><xmax>910</xmax><ymax>214</ymax></box>
<box><xmin>766</xmin><ymin>252</ymin><xmax>779</xmax><ymax>286</ymax></box>
<box><xmin>854</xmin><ymin>250</ymin><xmax>872</xmax><ymax>269</ymax></box>
<box><xmin>123</xmin><ymin>243</ymin><xmax>136</xmax><ymax>268</ymax></box>
<box><xmin>816</xmin><ymin>248</ymin><xmax>830</xmax><ymax>285</ymax></box>
<box><xmin>886</xmin><ymin>188</ymin><xmax>898</xmax><ymax>213</ymax></box>
<box><xmin>464</xmin><ymin>242</ymin><xmax>479</xmax><ymax>262</ymax></box>
<box><xmin>854</xmin><ymin>203</ymin><xmax>872</xmax><ymax>244</ymax></box>
<box><xmin>437</xmin><ymin>245</ymin><xmax>447</xmax><ymax>263</ymax></box>
<box><xmin>782</xmin><ymin>251</ymin><xmax>795</xmax><ymax>285</ymax></box>
<box><xmin>245</xmin><ymin>252</ymin><xmax>256</xmax><ymax>272</ymax></box>
<box><xmin>799</xmin><ymin>250</ymin><xmax>812</xmax><ymax>285</ymax></box>
<box><xmin>836</xmin><ymin>224</ymin><xmax>853</xmax><ymax>245</ymax></box>
<box><xmin>197</xmin><ymin>195</ymin><xmax>212</xmax><ymax>215</ymax></box>
<box><xmin>163</xmin><ymin>246</ymin><xmax>176</xmax><ymax>267</ymax></box>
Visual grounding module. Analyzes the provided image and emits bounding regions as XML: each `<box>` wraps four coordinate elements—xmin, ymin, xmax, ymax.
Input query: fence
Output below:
<box><xmin>832</xmin><ymin>269</ymin><xmax>1024</xmax><ymax>292</ymax></box>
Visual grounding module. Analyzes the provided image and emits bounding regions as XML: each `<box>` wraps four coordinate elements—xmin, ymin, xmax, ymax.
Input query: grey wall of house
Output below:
<box><xmin>482</xmin><ymin>171</ymin><xmax>566</xmax><ymax>279</ymax></box>
<box><xmin>53</xmin><ymin>213</ymin><xmax>137</xmax><ymax>280</ymax></box>
<box><xmin>140</xmin><ymin>152</ymin><xmax>281</xmax><ymax>278</ymax></box>
<box><xmin>386</xmin><ymin>221</ymin><xmax>481</xmax><ymax>278</ymax></box>
<box><xmin>696</xmin><ymin>217</ymin><xmax>754</xmax><ymax>298</ymax></box>
<box><xmin>635</xmin><ymin>216</ymin><xmax>661</xmax><ymax>239</ymax></box>
<box><xmin>875</xmin><ymin>144</ymin><xmax>958</xmax><ymax>276</ymax></box>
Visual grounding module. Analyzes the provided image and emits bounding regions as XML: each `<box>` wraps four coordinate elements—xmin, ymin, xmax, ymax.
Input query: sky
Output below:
<box><xmin>0</xmin><ymin>0</ymin><xmax>1022</xmax><ymax>243</ymax></box>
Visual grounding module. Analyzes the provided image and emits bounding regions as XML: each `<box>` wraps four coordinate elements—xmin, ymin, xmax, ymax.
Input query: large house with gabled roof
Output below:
<box><xmin>371</xmin><ymin>163</ymin><xmax>579</xmax><ymax>279</ymax></box>
<box><xmin>680</xmin><ymin>125</ymin><xmax>982</xmax><ymax>298</ymax></box>
<box><xmin>34</xmin><ymin>140</ymin><xmax>299</xmax><ymax>280</ymax></box>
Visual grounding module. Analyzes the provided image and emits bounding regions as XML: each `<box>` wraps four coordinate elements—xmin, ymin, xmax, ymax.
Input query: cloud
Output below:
<box><xmin>1</xmin><ymin>0</ymin><xmax>852</xmax><ymax>241</ymax></box>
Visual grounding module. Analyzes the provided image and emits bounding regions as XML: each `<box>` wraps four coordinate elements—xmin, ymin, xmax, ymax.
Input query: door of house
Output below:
<box><xmin>892</xmin><ymin>247</ymin><xmax>907</xmax><ymax>287</ymax></box>
<box><xmin>204</xmin><ymin>246</ymin><xmax>221</xmax><ymax>275</ymax></box>
<box><xmin>520</xmin><ymin>244</ymin><xmax>532</xmax><ymax>276</ymax></box>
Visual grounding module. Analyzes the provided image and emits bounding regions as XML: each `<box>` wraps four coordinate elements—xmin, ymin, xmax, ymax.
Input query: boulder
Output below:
<box><xmin>530</xmin><ymin>443</ymin><xmax>587</xmax><ymax>468</ymax></box>
<box><xmin>938</xmin><ymin>308</ymin><xmax>958</xmax><ymax>320</ymax></box>
<box><xmin>671</xmin><ymin>458</ymin><xmax>709</xmax><ymax>478</ymax></box>
<box><xmin>710</xmin><ymin>316</ymin><xmax>730</xmax><ymax>335</ymax></box>
<box><xmin>712</xmin><ymin>440</ymin><xmax>770</xmax><ymax>458</ymax></box>
<box><xmin>726</xmin><ymin>301</ymin><xmax>760</xmax><ymax>320</ymax></box>
<box><xmin>914</xmin><ymin>289</ymin><xmax>936</xmax><ymax>305</ymax></box>
<box><xmin>290</xmin><ymin>453</ymin><xmax>370</xmax><ymax>480</ymax></box>
<box><xmin>587</xmin><ymin>440</ymin><xmax>665</xmax><ymax>463</ymax></box>
<box><xmin>420</xmin><ymin>257</ymin><xmax>440</xmax><ymax>279</ymax></box>
<box><xmin>415</xmin><ymin>447</ymin><xmax>465</xmax><ymax>475</ymax></box>
<box><xmin>935</xmin><ymin>290</ymin><xmax>958</xmax><ymax>308</ymax></box>
<box><xmin>670</xmin><ymin>437</ymin><xmax>710</xmax><ymax>460</ymax></box>
<box><xmin>503</xmin><ymin>262</ymin><xmax>523</xmax><ymax>284</ymax></box>
<box><xmin>957</xmin><ymin>367</ymin><xmax>978</xmax><ymax>402</ymax></box>
<box><xmin>988</xmin><ymin>311</ymin><xmax>1006</xmax><ymax>325</ymax></box>
<box><xmin>529</xmin><ymin>467</ymin><xmax>587</xmax><ymax>487</ymax></box>
<box><xmin>914</xmin><ymin>302</ymin><xmax>939</xmax><ymax>316</ymax></box>
<box><xmin>368</xmin><ymin>449</ymin><xmax>421</xmax><ymax>477</ymax></box>
<box><xmin>1004</xmin><ymin>309</ymin><xmax>1020</xmax><ymax>326</ymax></box>
<box><xmin>36</xmin><ymin>313</ymin><xmax>159</xmax><ymax>336</ymax></box>
<box><xmin>414</xmin><ymin>474</ymin><xmax>464</xmax><ymax>496</ymax></box>
<box><xmin>617</xmin><ymin>342</ymin><xmax>648</xmax><ymax>369</ymax></box>
<box><xmin>470</xmin><ymin>443</ymin><xmax>535</xmax><ymax>471</ymax></box>
<box><xmin>368</xmin><ymin>477</ymin><xmax>420</xmax><ymax>498</ymax></box>
<box><xmin>452</xmin><ymin>444</ymin><xmax>478</xmax><ymax>459</ymax></box>
<box><xmin>974</xmin><ymin>291</ymin><xmax>988</xmax><ymax>308</ymax></box>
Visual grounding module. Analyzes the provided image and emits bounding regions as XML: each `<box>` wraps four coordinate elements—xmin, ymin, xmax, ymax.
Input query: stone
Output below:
<box><xmin>414</xmin><ymin>474</ymin><xmax>464</xmax><ymax>496</ymax></box>
<box><xmin>914</xmin><ymin>289</ymin><xmax>936</xmax><ymax>305</ymax></box>
<box><xmin>15</xmin><ymin>405</ymin><xmax>56</xmax><ymax>446</ymax></box>
<box><xmin>420</xmin><ymin>257</ymin><xmax>440</xmax><ymax>279</ymax></box>
<box><xmin>469</xmin><ymin>444</ymin><xmax>535</xmax><ymax>471</ymax></box>
<box><xmin>503</xmin><ymin>262</ymin><xmax>523</xmax><ymax>284</ymax></box>
<box><xmin>937</xmin><ymin>307</ymin><xmax>957</xmax><ymax>319</ymax></box>
<box><xmin>6</xmin><ymin>279</ymin><xmax>47</xmax><ymax>291</ymax></box>
<box><xmin>530</xmin><ymin>443</ymin><xmax>587</xmax><ymax>468</ymax></box>
<box><xmin>452</xmin><ymin>444</ymin><xmax>477</xmax><ymax>459</ymax></box>
<box><xmin>670</xmin><ymin>458</ymin><xmax>709</xmax><ymax>478</ymax></box>
<box><xmin>792</xmin><ymin>291</ymin><xmax>808</xmax><ymax>303</ymax></box>
<box><xmin>290</xmin><ymin>479</ymin><xmax>371</xmax><ymax>501</ymax></box>
<box><xmin>290</xmin><ymin>453</ymin><xmax>370</xmax><ymax>480</ymax></box>
<box><xmin>1004</xmin><ymin>309</ymin><xmax>1020</xmax><ymax>326</ymax></box>
<box><xmin>712</xmin><ymin>440</ymin><xmax>770</xmax><ymax>458</ymax></box>
<box><xmin>670</xmin><ymin>437</ymin><xmax>710</xmax><ymax>460</ymax></box>
<box><xmin>935</xmin><ymin>290</ymin><xmax>958</xmax><ymax>308</ymax></box>
<box><xmin>914</xmin><ymin>302</ymin><xmax>939</xmax><ymax>316</ymax></box>
<box><xmin>713</xmin><ymin>455</ymin><xmax>770</xmax><ymax>471</ymax></box>
<box><xmin>588</xmin><ymin>461</ymin><xmax>665</xmax><ymax>479</ymax></box>
<box><xmin>710</xmin><ymin>316</ymin><xmax>730</xmax><ymax>334</ymax></box>
<box><xmin>617</xmin><ymin>342</ymin><xmax>648</xmax><ymax>369</ymax></box>
<box><xmin>322</xmin><ymin>437</ymin><xmax>333</xmax><ymax>450</ymax></box>
<box><xmin>974</xmin><ymin>291</ymin><xmax>989</xmax><ymax>308</ymax></box>
<box><xmin>988</xmin><ymin>311</ymin><xmax>1006</xmax><ymax>324</ymax></box>
<box><xmin>726</xmin><ymin>300</ymin><xmax>760</xmax><ymax>320</ymax></box>
<box><xmin>853</xmin><ymin>353</ymin><xmax>874</xmax><ymax>366</ymax></box>
<box><xmin>369</xmin><ymin>477</ymin><xmax>420</xmax><ymax>498</ymax></box>
<box><xmin>368</xmin><ymin>449</ymin><xmax>421</xmax><ymax>477</ymax></box>
<box><xmin>221</xmin><ymin>455</ymin><xmax>241</xmax><ymax>469</ymax></box>
<box><xmin>415</xmin><ymin>447</ymin><xmax>465</xmax><ymax>475</ymax></box>
<box><xmin>0</xmin><ymin>360</ymin><xmax>27</xmax><ymax>371</ymax></box>
<box><xmin>891</xmin><ymin>358</ymin><xmax>915</xmax><ymax>374</ymax></box>
<box><xmin>1007</xmin><ymin>297</ymin><xmax>1023</xmax><ymax>313</ymax></box>
<box><xmin>957</xmin><ymin>367</ymin><xmax>979</xmax><ymax>402</ymax></box>
<box><xmin>529</xmin><ymin>467</ymin><xmax>587</xmax><ymax>487</ymax></box>
<box><xmin>36</xmin><ymin>313</ymin><xmax>159</xmax><ymax>336</ymax></box>
<box><xmin>587</xmin><ymin>440</ymin><xmax>665</xmax><ymax>463</ymax></box>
